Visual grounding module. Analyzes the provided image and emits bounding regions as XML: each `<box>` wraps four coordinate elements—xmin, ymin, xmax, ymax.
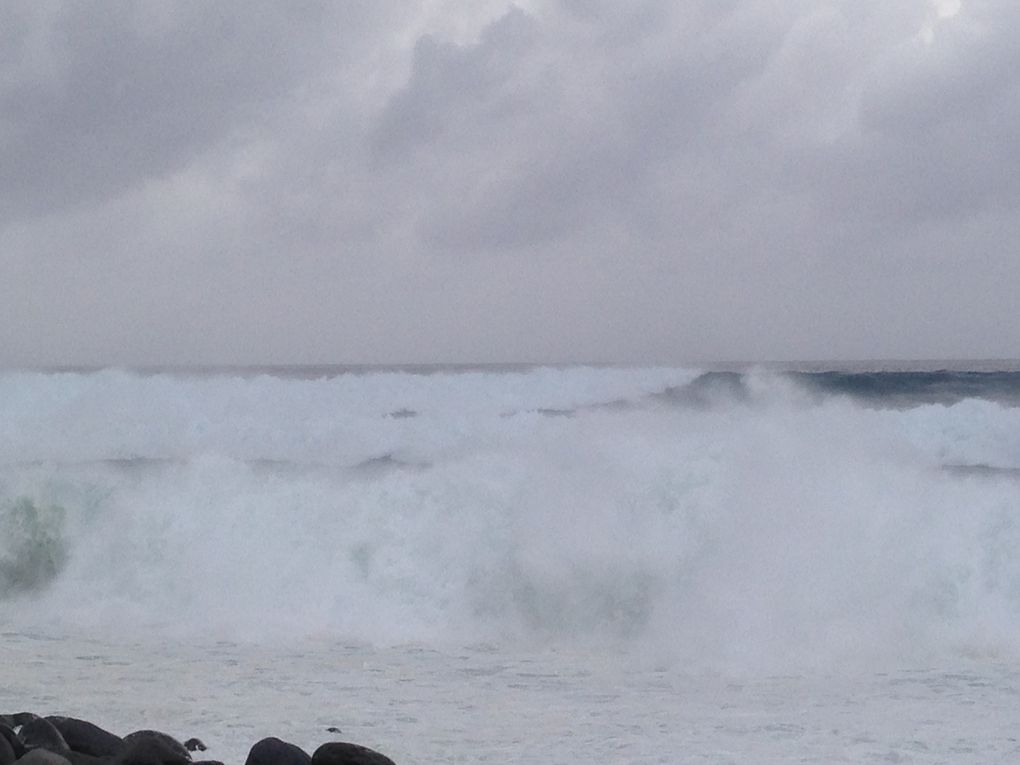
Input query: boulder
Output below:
<box><xmin>245</xmin><ymin>737</ymin><xmax>310</xmax><ymax>765</ymax></box>
<box><xmin>0</xmin><ymin>724</ymin><xmax>25</xmax><ymax>760</ymax></box>
<box><xmin>45</xmin><ymin>718</ymin><xmax>122</xmax><ymax>758</ymax></box>
<box><xmin>311</xmin><ymin>742</ymin><xmax>395</xmax><ymax>765</ymax></box>
<box><xmin>18</xmin><ymin>751</ymin><xmax>73</xmax><ymax>765</ymax></box>
<box><xmin>18</xmin><ymin>719</ymin><xmax>70</xmax><ymax>756</ymax></box>
<box><xmin>115</xmin><ymin>732</ymin><xmax>190</xmax><ymax>765</ymax></box>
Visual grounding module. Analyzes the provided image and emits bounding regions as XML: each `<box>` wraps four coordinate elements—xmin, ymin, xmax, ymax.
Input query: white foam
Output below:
<box><xmin>2</xmin><ymin>367</ymin><xmax>1020</xmax><ymax>672</ymax></box>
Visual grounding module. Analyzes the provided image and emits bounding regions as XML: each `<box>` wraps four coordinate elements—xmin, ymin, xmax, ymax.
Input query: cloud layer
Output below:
<box><xmin>1</xmin><ymin>0</ymin><xmax>1016</xmax><ymax>365</ymax></box>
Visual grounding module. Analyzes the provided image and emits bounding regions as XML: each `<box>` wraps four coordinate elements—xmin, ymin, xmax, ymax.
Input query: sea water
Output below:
<box><xmin>2</xmin><ymin>363</ymin><xmax>1020</xmax><ymax>763</ymax></box>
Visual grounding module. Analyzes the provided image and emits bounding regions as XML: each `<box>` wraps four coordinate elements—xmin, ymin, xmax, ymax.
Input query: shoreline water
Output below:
<box><xmin>5</xmin><ymin>634</ymin><xmax>1020</xmax><ymax>764</ymax></box>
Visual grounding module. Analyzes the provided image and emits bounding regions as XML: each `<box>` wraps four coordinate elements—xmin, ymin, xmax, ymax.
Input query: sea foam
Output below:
<box><xmin>2</xmin><ymin>366</ymin><xmax>1020</xmax><ymax>671</ymax></box>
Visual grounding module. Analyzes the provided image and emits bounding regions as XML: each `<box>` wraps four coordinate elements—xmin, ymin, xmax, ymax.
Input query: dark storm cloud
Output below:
<box><xmin>1</xmin><ymin>0</ymin><xmax>1018</xmax><ymax>364</ymax></box>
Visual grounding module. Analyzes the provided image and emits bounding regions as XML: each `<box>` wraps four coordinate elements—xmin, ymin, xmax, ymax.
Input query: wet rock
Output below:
<box><xmin>311</xmin><ymin>742</ymin><xmax>396</xmax><ymax>765</ymax></box>
<box><xmin>18</xmin><ymin>750</ymin><xmax>73</xmax><ymax>765</ymax></box>
<box><xmin>0</xmin><ymin>724</ymin><xmax>25</xmax><ymax>760</ymax></box>
<box><xmin>0</xmin><ymin>735</ymin><xmax>14</xmax><ymax>765</ymax></box>
<box><xmin>244</xmin><ymin>737</ymin><xmax>310</xmax><ymax>765</ymax></box>
<box><xmin>19</xmin><ymin>719</ymin><xmax>70</xmax><ymax>756</ymax></box>
<box><xmin>45</xmin><ymin>718</ymin><xmax>122</xmax><ymax>758</ymax></box>
<box><xmin>64</xmin><ymin>752</ymin><xmax>109</xmax><ymax>765</ymax></box>
<box><xmin>115</xmin><ymin>732</ymin><xmax>190</xmax><ymax>765</ymax></box>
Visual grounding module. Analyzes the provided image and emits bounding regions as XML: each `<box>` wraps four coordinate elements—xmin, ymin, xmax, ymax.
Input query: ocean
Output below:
<box><xmin>3</xmin><ymin>362</ymin><xmax>1020</xmax><ymax>763</ymax></box>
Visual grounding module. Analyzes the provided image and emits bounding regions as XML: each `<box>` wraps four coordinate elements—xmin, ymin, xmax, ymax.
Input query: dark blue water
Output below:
<box><xmin>655</xmin><ymin>362</ymin><xmax>1020</xmax><ymax>409</ymax></box>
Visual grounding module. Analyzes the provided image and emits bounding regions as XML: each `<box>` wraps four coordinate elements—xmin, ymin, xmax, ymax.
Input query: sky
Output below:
<box><xmin>1</xmin><ymin>0</ymin><xmax>1017</xmax><ymax>366</ymax></box>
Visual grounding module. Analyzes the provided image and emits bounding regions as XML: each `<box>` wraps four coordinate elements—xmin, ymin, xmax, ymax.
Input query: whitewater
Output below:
<box><xmin>3</xmin><ymin>363</ymin><xmax>1020</xmax><ymax>763</ymax></box>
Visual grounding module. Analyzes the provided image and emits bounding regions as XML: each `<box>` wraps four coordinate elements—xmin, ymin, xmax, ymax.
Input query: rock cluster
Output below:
<box><xmin>0</xmin><ymin>715</ymin><xmax>394</xmax><ymax>765</ymax></box>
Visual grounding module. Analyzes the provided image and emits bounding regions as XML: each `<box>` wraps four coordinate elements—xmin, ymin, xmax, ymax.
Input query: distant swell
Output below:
<box><xmin>642</xmin><ymin>369</ymin><xmax>1020</xmax><ymax>411</ymax></box>
<box><xmin>792</xmin><ymin>370</ymin><xmax>1020</xmax><ymax>406</ymax></box>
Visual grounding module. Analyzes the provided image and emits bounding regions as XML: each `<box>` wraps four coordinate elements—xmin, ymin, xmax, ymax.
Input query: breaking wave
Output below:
<box><xmin>0</xmin><ymin>497</ymin><xmax>68</xmax><ymax>597</ymax></box>
<box><xmin>2</xmin><ymin>364</ymin><xmax>1020</xmax><ymax>670</ymax></box>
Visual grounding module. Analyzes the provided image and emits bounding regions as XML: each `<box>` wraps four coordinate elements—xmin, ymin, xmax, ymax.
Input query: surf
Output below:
<box><xmin>1</xmin><ymin>364</ymin><xmax>1019</xmax><ymax>672</ymax></box>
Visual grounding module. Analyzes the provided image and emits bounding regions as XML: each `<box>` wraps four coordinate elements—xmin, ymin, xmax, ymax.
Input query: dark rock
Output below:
<box><xmin>64</xmin><ymin>752</ymin><xmax>109</xmax><ymax>765</ymax></box>
<box><xmin>0</xmin><ymin>735</ymin><xmax>14</xmax><ymax>765</ymax></box>
<box><xmin>181</xmin><ymin>741</ymin><xmax>204</xmax><ymax>754</ymax></box>
<box><xmin>19</xmin><ymin>719</ymin><xmax>71</xmax><ymax>756</ymax></box>
<box><xmin>0</xmin><ymin>724</ymin><xmax>26</xmax><ymax>759</ymax></box>
<box><xmin>45</xmin><ymin>718</ymin><xmax>122</xmax><ymax>758</ymax></box>
<box><xmin>115</xmin><ymin>732</ymin><xmax>190</xmax><ymax>765</ymax></box>
<box><xmin>244</xmin><ymin>737</ymin><xmax>310</xmax><ymax>765</ymax></box>
<box><xmin>189</xmin><ymin>761</ymin><xmax>223</xmax><ymax>765</ymax></box>
<box><xmin>18</xmin><ymin>751</ymin><xmax>72</xmax><ymax>765</ymax></box>
<box><xmin>311</xmin><ymin>742</ymin><xmax>396</xmax><ymax>765</ymax></box>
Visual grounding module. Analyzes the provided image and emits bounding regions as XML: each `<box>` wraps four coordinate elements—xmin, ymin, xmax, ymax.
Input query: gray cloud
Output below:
<box><xmin>1</xmin><ymin>0</ymin><xmax>1017</xmax><ymax>365</ymax></box>
<box><xmin>0</xmin><ymin>2</ymin><xmax>371</xmax><ymax>221</ymax></box>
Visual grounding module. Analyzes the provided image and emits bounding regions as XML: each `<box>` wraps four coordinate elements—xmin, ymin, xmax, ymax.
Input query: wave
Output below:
<box><xmin>2</xmin><ymin>365</ymin><xmax>1020</xmax><ymax>670</ymax></box>
<box><xmin>0</xmin><ymin>497</ymin><xmax>68</xmax><ymax>597</ymax></box>
<box><xmin>791</xmin><ymin>370</ymin><xmax>1020</xmax><ymax>406</ymax></box>
<box><xmin>641</xmin><ymin>368</ymin><xmax>1020</xmax><ymax>411</ymax></box>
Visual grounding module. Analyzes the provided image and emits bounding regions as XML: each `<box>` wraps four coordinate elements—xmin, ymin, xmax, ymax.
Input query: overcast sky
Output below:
<box><xmin>1</xmin><ymin>0</ymin><xmax>1016</xmax><ymax>366</ymax></box>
